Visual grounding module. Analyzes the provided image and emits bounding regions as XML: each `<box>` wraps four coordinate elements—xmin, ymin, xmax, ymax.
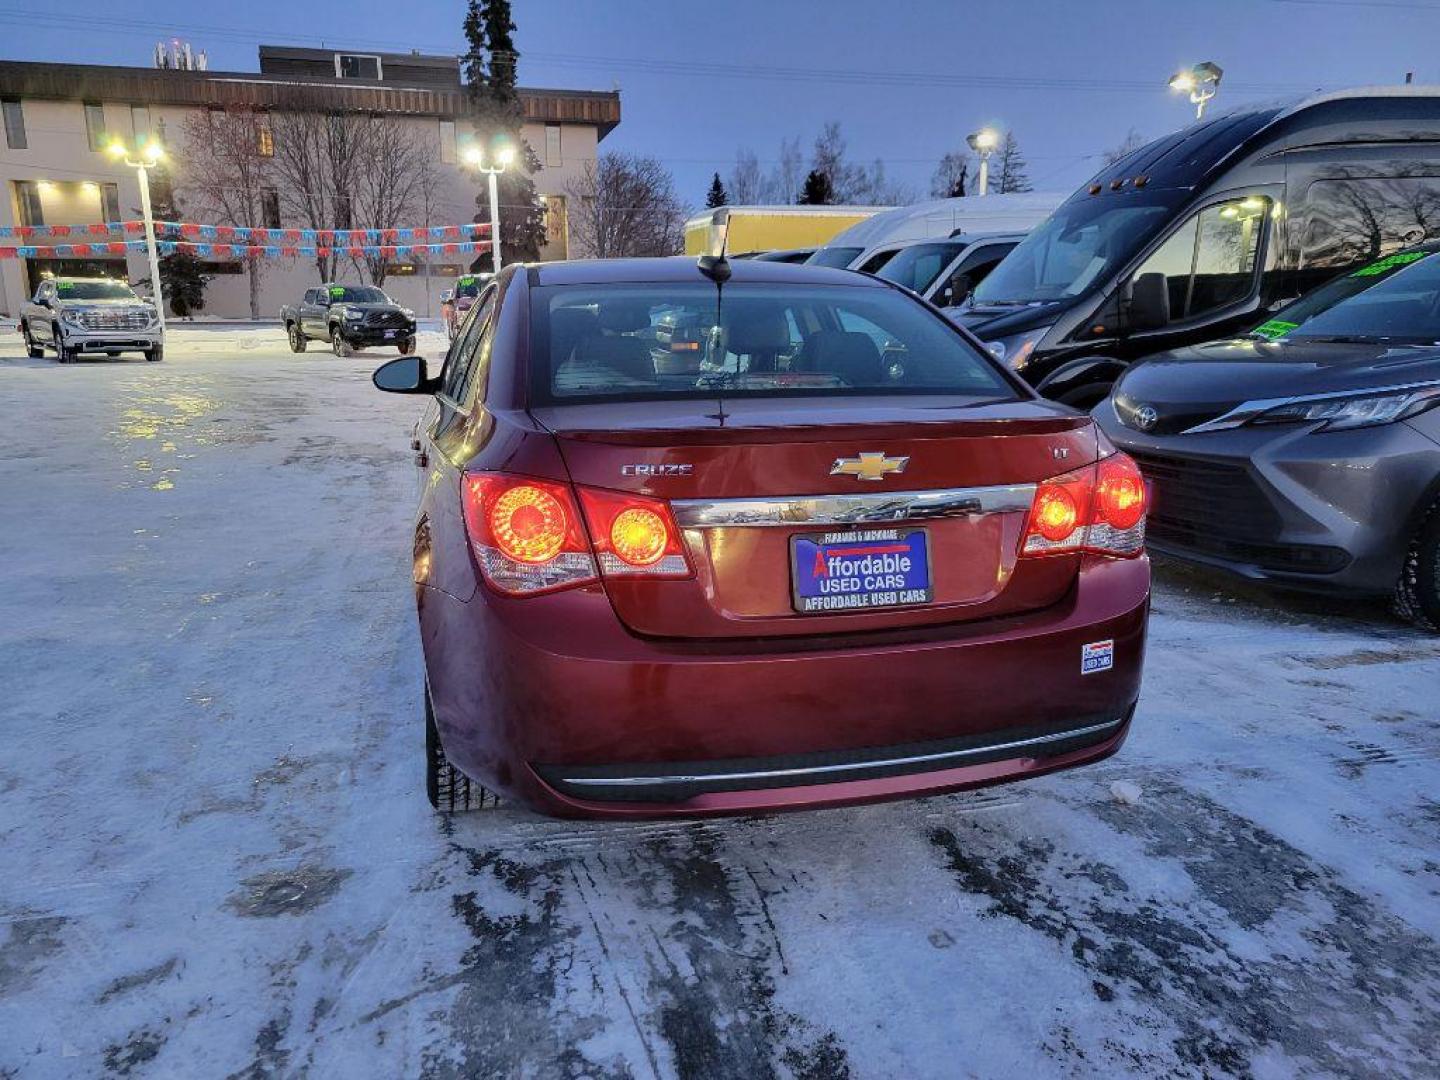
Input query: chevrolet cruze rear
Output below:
<box><xmin>376</xmin><ymin>258</ymin><xmax>1150</xmax><ymax>817</ymax></box>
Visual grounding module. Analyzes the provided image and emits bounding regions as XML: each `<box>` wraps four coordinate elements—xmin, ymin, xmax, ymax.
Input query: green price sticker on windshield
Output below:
<box><xmin>1252</xmin><ymin>319</ymin><xmax>1297</xmax><ymax>340</ymax></box>
<box><xmin>1351</xmin><ymin>250</ymin><xmax>1427</xmax><ymax>278</ymax></box>
<box><xmin>458</xmin><ymin>275</ymin><xmax>477</xmax><ymax>286</ymax></box>
<box><xmin>56</xmin><ymin>281</ymin><xmax>74</xmax><ymax>292</ymax></box>
<box><xmin>329</xmin><ymin>286</ymin><xmax>346</xmax><ymax>299</ymax></box>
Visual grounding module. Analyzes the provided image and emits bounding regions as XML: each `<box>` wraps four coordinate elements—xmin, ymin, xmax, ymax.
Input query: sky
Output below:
<box><xmin>4</xmin><ymin>0</ymin><xmax>1440</xmax><ymax>205</ymax></box>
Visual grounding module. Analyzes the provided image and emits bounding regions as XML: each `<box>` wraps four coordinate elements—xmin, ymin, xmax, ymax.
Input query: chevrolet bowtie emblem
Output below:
<box><xmin>831</xmin><ymin>452</ymin><xmax>910</xmax><ymax>482</ymax></box>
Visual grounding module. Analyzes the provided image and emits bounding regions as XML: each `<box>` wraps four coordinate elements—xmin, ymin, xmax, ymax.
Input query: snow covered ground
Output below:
<box><xmin>2</xmin><ymin>328</ymin><xmax>1439</xmax><ymax>1079</ymax></box>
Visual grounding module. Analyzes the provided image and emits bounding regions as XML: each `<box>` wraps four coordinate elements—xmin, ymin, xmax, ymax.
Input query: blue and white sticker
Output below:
<box><xmin>1082</xmin><ymin>639</ymin><xmax>1115</xmax><ymax>675</ymax></box>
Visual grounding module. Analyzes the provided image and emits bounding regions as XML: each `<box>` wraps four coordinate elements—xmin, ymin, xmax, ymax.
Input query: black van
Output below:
<box><xmin>952</xmin><ymin>88</ymin><xmax>1440</xmax><ymax>406</ymax></box>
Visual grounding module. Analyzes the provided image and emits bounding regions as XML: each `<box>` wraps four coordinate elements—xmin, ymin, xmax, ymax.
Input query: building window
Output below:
<box><xmin>84</xmin><ymin>103</ymin><xmax>107</xmax><ymax>151</ymax></box>
<box><xmin>102</xmin><ymin>183</ymin><xmax>121</xmax><ymax>225</ymax></box>
<box><xmin>542</xmin><ymin>194</ymin><xmax>568</xmax><ymax>248</ymax></box>
<box><xmin>256</xmin><ymin>115</ymin><xmax>274</xmax><ymax>157</ymax></box>
<box><xmin>545</xmin><ymin>124</ymin><xmax>561</xmax><ymax>167</ymax></box>
<box><xmin>3</xmin><ymin>99</ymin><xmax>26</xmax><ymax>150</ymax></box>
<box><xmin>439</xmin><ymin>120</ymin><xmax>456</xmax><ymax>164</ymax></box>
<box><xmin>131</xmin><ymin>105</ymin><xmax>150</xmax><ymax>144</ymax></box>
<box><xmin>261</xmin><ymin>188</ymin><xmax>281</xmax><ymax>229</ymax></box>
<box><xmin>15</xmin><ymin>180</ymin><xmax>44</xmax><ymax>227</ymax></box>
<box><xmin>335</xmin><ymin>54</ymin><xmax>382</xmax><ymax>80</ymax></box>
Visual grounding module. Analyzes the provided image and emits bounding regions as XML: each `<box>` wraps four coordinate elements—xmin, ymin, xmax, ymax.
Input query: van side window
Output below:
<box><xmin>1297</xmin><ymin>176</ymin><xmax>1440</xmax><ymax>295</ymax></box>
<box><xmin>440</xmin><ymin>289</ymin><xmax>496</xmax><ymax>407</ymax></box>
<box><xmin>1133</xmin><ymin>197</ymin><xmax>1268</xmax><ymax>321</ymax></box>
<box><xmin>934</xmin><ymin>242</ymin><xmax>1017</xmax><ymax>307</ymax></box>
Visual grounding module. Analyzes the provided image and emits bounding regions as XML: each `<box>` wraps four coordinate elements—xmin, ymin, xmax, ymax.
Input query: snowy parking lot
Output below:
<box><xmin>3</xmin><ymin>327</ymin><xmax>1440</xmax><ymax>1079</ymax></box>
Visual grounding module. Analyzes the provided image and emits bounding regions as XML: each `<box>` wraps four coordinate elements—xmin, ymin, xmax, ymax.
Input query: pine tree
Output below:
<box><xmin>995</xmin><ymin>133</ymin><xmax>1033</xmax><ymax>194</ymax></box>
<box><xmin>462</xmin><ymin>0</ymin><xmax>546</xmax><ymax>266</ymax></box>
<box><xmin>705</xmin><ymin>173</ymin><xmax>729</xmax><ymax>209</ymax></box>
<box><xmin>796</xmin><ymin>169</ymin><xmax>835</xmax><ymax>206</ymax></box>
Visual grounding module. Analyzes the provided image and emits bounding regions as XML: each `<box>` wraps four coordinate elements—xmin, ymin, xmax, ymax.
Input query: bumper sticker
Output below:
<box><xmin>1082</xmin><ymin>639</ymin><xmax>1115</xmax><ymax>675</ymax></box>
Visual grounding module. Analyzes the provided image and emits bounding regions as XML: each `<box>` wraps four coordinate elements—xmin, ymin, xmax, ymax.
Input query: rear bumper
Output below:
<box><xmin>1097</xmin><ymin>405</ymin><xmax>1440</xmax><ymax>596</ymax></box>
<box><xmin>420</xmin><ymin>554</ymin><xmax>1150</xmax><ymax>818</ymax></box>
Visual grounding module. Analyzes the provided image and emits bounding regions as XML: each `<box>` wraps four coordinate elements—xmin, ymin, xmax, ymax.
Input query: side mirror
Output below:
<box><xmin>1127</xmin><ymin>272</ymin><xmax>1171</xmax><ymax>331</ymax></box>
<box><xmin>373</xmin><ymin>356</ymin><xmax>441</xmax><ymax>395</ymax></box>
<box><xmin>440</xmin><ymin>289</ymin><xmax>454</xmax><ymax>304</ymax></box>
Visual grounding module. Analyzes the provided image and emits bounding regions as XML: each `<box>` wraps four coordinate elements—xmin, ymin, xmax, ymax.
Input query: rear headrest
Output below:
<box><xmin>550</xmin><ymin>307</ymin><xmax>599</xmax><ymax>361</ymax></box>
<box><xmin>596</xmin><ymin>302</ymin><xmax>652</xmax><ymax>333</ymax></box>
<box><xmin>723</xmin><ymin>305</ymin><xmax>791</xmax><ymax>353</ymax></box>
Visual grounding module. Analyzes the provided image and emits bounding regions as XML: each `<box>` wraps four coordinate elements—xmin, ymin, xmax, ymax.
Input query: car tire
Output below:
<box><xmin>330</xmin><ymin>327</ymin><xmax>353</xmax><ymax>357</ymax></box>
<box><xmin>22</xmin><ymin>322</ymin><xmax>43</xmax><ymax>359</ymax></box>
<box><xmin>1393</xmin><ymin>496</ymin><xmax>1440</xmax><ymax>632</ymax></box>
<box><xmin>287</xmin><ymin>322</ymin><xmax>307</xmax><ymax>353</ymax></box>
<box><xmin>53</xmin><ymin>325</ymin><xmax>76</xmax><ymax>364</ymax></box>
<box><xmin>145</xmin><ymin>345</ymin><xmax>163</xmax><ymax>362</ymax></box>
<box><xmin>425</xmin><ymin>686</ymin><xmax>498</xmax><ymax>813</ymax></box>
<box><xmin>1056</xmin><ymin>383</ymin><xmax>1113</xmax><ymax>410</ymax></box>
<box><xmin>398</xmin><ymin>336</ymin><xmax>416</xmax><ymax>355</ymax></box>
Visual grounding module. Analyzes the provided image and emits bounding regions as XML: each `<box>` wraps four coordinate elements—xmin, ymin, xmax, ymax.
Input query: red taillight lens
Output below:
<box><xmin>1023</xmin><ymin>468</ymin><xmax>1093</xmax><ymax>554</ymax></box>
<box><xmin>462</xmin><ymin>473</ymin><xmax>597</xmax><ymax>595</ymax></box>
<box><xmin>578</xmin><ymin>488</ymin><xmax>690</xmax><ymax>577</ymax></box>
<box><xmin>1021</xmin><ymin>454</ymin><xmax>1147</xmax><ymax>559</ymax></box>
<box><xmin>1088</xmin><ymin>453</ymin><xmax>1147</xmax><ymax>555</ymax></box>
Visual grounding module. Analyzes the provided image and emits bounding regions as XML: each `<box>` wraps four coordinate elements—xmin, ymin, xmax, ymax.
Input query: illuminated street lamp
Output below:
<box><xmin>966</xmin><ymin>128</ymin><xmax>1000</xmax><ymax>197</ymax></box>
<box><xmin>1169</xmin><ymin>62</ymin><xmax>1224</xmax><ymax>120</ymax></box>
<box><xmin>463</xmin><ymin>143</ymin><xmax>516</xmax><ymax>273</ymax></box>
<box><xmin>104</xmin><ymin>136</ymin><xmax>167</xmax><ymax>332</ymax></box>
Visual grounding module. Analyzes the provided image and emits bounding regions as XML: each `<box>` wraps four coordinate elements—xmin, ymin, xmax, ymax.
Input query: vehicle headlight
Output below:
<box><xmin>60</xmin><ymin>309</ymin><xmax>85</xmax><ymax>326</ymax></box>
<box><xmin>401</xmin><ymin>308</ymin><xmax>415</xmax><ymax>319</ymax></box>
<box><xmin>984</xmin><ymin>326</ymin><xmax>1051</xmax><ymax>371</ymax></box>
<box><xmin>1187</xmin><ymin>381</ymin><xmax>1440</xmax><ymax>434</ymax></box>
<box><xmin>342</xmin><ymin>306</ymin><xmax>364</xmax><ymax>320</ymax></box>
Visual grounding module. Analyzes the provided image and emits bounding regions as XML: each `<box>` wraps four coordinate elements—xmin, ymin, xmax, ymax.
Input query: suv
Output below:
<box><xmin>20</xmin><ymin>277</ymin><xmax>163</xmax><ymax>363</ymax></box>
<box><xmin>440</xmin><ymin>274</ymin><xmax>490</xmax><ymax>340</ymax></box>
<box><xmin>282</xmin><ymin>284</ymin><xmax>416</xmax><ymax>357</ymax></box>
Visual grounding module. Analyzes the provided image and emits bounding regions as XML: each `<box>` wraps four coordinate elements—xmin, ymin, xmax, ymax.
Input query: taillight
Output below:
<box><xmin>578</xmin><ymin>488</ymin><xmax>690</xmax><ymax>577</ymax></box>
<box><xmin>1021</xmin><ymin>454</ymin><xmax>1146</xmax><ymax>559</ymax></box>
<box><xmin>1088</xmin><ymin>453</ymin><xmax>1147</xmax><ymax>556</ymax></box>
<box><xmin>462</xmin><ymin>473</ymin><xmax>597</xmax><ymax>595</ymax></box>
<box><xmin>1022</xmin><ymin>468</ymin><xmax>1093</xmax><ymax>555</ymax></box>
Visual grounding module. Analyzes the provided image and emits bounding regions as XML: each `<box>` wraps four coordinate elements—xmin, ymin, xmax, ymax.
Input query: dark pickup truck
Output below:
<box><xmin>281</xmin><ymin>284</ymin><xmax>416</xmax><ymax>357</ymax></box>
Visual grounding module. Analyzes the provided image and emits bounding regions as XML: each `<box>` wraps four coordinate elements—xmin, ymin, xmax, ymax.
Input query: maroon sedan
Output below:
<box><xmin>374</xmin><ymin>257</ymin><xmax>1150</xmax><ymax>818</ymax></box>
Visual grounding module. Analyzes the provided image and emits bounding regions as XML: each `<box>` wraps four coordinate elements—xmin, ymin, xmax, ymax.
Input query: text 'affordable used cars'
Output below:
<box><xmin>375</xmin><ymin>257</ymin><xmax>1152</xmax><ymax>818</ymax></box>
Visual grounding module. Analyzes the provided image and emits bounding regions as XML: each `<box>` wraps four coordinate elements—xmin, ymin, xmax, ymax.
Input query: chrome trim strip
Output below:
<box><xmin>1182</xmin><ymin>376</ymin><xmax>1440</xmax><ymax>434</ymax></box>
<box><xmin>556</xmin><ymin>719</ymin><xmax>1124</xmax><ymax>788</ymax></box>
<box><xmin>671</xmin><ymin>483</ymin><xmax>1036</xmax><ymax>528</ymax></box>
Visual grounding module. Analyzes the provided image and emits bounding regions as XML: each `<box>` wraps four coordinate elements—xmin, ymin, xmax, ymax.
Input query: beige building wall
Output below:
<box><xmin>2</xmin><ymin>101</ymin><xmax>602</xmax><ymax>319</ymax></box>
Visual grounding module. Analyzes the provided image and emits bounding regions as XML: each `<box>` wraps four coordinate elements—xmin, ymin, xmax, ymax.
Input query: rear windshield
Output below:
<box><xmin>805</xmin><ymin>246</ymin><xmax>865</xmax><ymax>269</ymax></box>
<box><xmin>530</xmin><ymin>282</ymin><xmax>1019</xmax><ymax>405</ymax></box>
<box><xmin>55</xmin><ymin>280</ymin><xmax>137</xmax><ymax>300</ymax></box>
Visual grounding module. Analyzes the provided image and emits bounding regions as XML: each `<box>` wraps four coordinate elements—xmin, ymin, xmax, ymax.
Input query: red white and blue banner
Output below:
<box><xmin>0</xmin><ymin>220</ymin><xmax>491</xmax><ymax>243</ymax></box>
<box><xmin>0</xmin><ymin>238</ymin><xmax>491</xmax><ymax>260</ymax></box>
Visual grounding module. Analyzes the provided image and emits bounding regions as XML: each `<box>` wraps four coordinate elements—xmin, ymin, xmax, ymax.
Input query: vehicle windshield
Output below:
<box><xmin>1253</xmin><ymin>248</ymin><xmax>1440</xmax><ymax>344</ymax></box>
<box><xmin>531</xmin><ymin>282</ymin><xmax>1018</xmax><ymax>405</ymax></box>
<box><xmin>875</xmin><ymin>241</ymin><xmax>968</xmax><ymax>295</ymax></box>
<box><xmin>54</xmin><ymin>280</ymin><xmax>137</xmax><ymax>301</ymax></box>
<box><xmin>972</xmin><ymin>192</ymin><xmax>1180</xmax><ymax>306</ymax></box>
<box><xmin>328</xmin><ymin>286</ymin><xmax>389</xmax><ymax>303</ymax></box>
<box><xmin>805</xmin><ymin>246</ymin><xmax>865</xmax><ymax>269</ymax></box>
<box><xmin>454</xmin><ymin>277</ymin><xmax>482</xmax><ymax>299</ymax></box>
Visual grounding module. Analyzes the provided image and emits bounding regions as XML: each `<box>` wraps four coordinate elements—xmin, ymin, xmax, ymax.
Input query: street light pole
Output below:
<box><xmin>1169</xmin><ymin>62</ymin><xmax>1224</xmax><ymax>121</ymax></box>
<box><xmin>463</xmin><ymin>144</ymin><xmax>516</xmax><ymax>275</ymax></box>
<box><xmin>966</xmin><ymin>128</ymin><xmax>1000</xmax><ymax>197</ymax></box>
<box><xmin>107</xmin><ymin>137</ymin><xmax>166</xmax><ymax>332</ymax></box>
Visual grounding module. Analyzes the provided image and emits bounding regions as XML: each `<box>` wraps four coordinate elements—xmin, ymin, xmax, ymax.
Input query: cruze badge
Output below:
<box><xmin>831</xmin><ymin>452</ymin><xmax>910</xmax><ymax>482</ymax></box>
<box><xmin>621</xmin><ymin>463</ymin><xmax>693</xmax><ymax>477</ymax></box>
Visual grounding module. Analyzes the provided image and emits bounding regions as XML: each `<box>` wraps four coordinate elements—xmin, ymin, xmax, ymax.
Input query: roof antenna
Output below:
<box><xmin>697</xmin><ymin>254</ymin><xmax>731</xmax><ymax>425</ymax></box>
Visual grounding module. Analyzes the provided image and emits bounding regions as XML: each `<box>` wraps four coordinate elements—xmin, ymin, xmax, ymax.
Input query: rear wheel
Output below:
<box><xmin>426</xmin><ymin>688</ymin><xmax>498</xmax><ymax>813</ymax></box>
<box><xmin>144</xmin><ymin>345</ymin><xmax>163</xmax><ymax>362</ymax></box>
<box><xmin>22</xmin><ymin>321</ymin><xmax>42</xmax><ymax>358</ymax></box>
<box><xmin>287</xmin><ymin>322</ymin><xmax>307</xmax><ymax>353</ymax></box>
<box><xmin>330</xmin><ymin>327</ymin><xmax>353</xmax><ymax>357</ymax></box>
<box><xmin>1394</xmin><ymin>496</ymin><xmax>1440</xmax><ymax>632</ymax></box>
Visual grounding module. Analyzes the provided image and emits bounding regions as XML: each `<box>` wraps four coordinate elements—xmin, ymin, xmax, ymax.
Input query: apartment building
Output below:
<box><xmin>0</xmin><ymin>46</ymin><xmax>621</xmax><ymax>318</ymax></box>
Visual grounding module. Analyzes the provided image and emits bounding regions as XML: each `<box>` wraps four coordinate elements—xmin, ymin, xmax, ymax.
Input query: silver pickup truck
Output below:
<box><xmin>19</xmin><ymin>277</ymin><xmax>164</xmax><ymax>363</ymax></box>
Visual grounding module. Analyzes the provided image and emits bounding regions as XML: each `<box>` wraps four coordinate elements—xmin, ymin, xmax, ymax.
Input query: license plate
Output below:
<box><xmin>791</xmin><ymin>528</ymin><xmax>933</xmax><ymax>614</ymax></box>
<box><xmin>384</xmin><ymin>329</ymin><xmax>397</xmax><ymax>338</ymax></box>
